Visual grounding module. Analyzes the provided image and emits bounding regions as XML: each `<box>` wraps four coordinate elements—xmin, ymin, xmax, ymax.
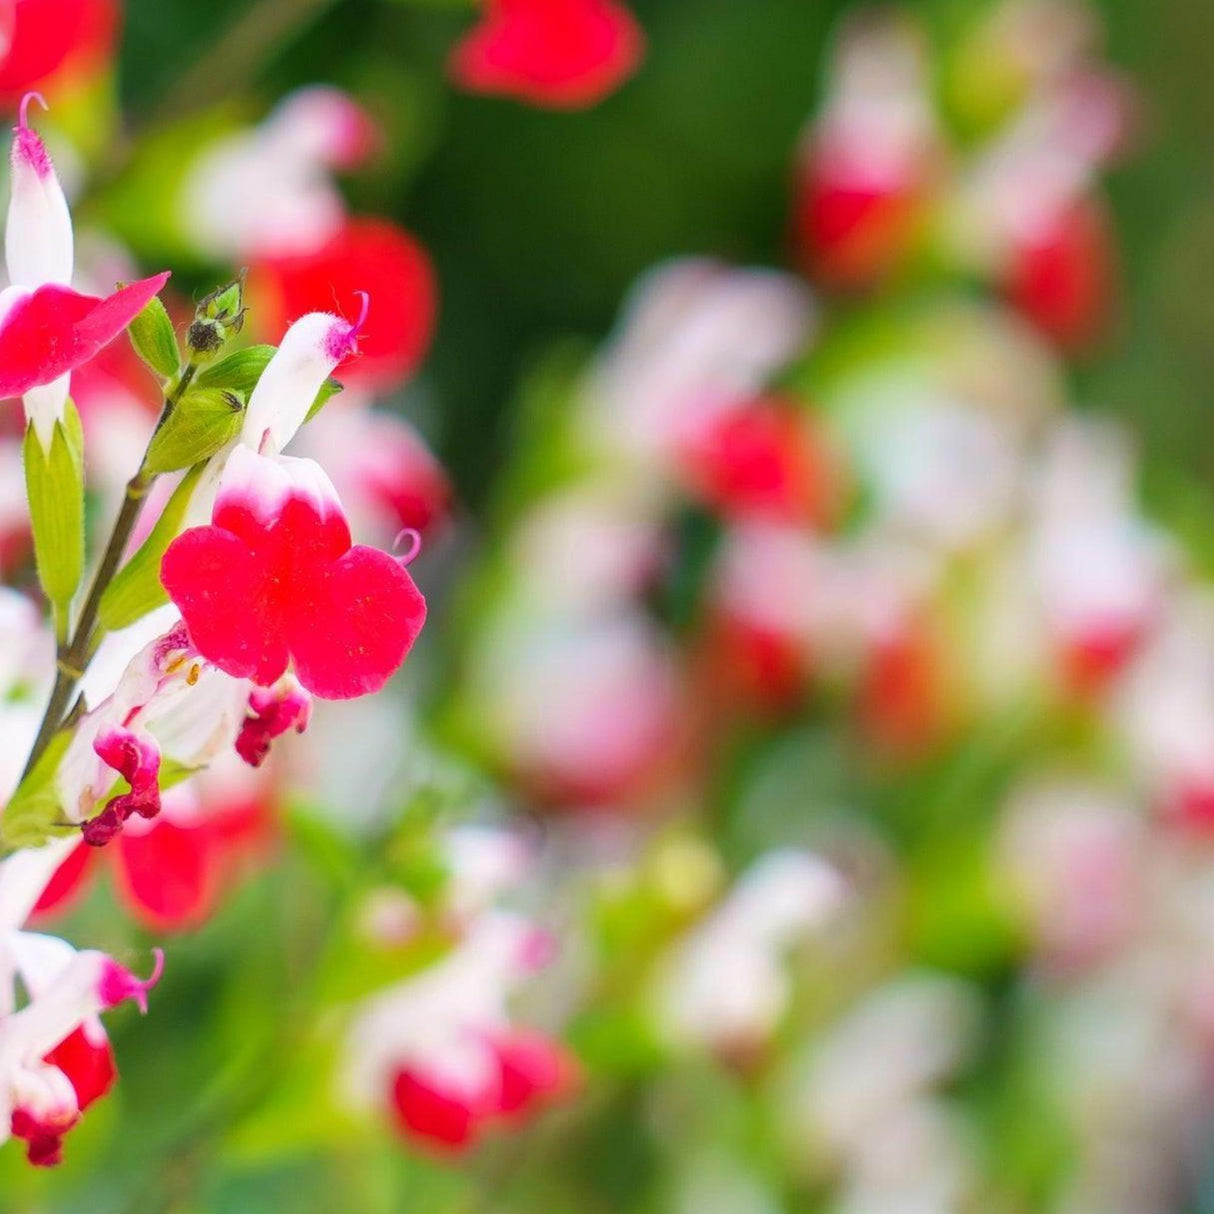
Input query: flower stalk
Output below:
<box><xmin>19</xmin><ymin>361</ymin><xmax>199</xmax><ymax>789</ymax></box>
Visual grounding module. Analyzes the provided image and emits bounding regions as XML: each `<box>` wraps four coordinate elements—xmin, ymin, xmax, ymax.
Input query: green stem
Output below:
<box><xmin>18</xmin><ymin>363</ymin><xmax>198</xmax><ymax>786</ymax></box>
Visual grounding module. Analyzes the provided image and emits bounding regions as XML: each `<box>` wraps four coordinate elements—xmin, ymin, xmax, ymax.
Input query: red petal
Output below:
<box><xmin>0</xmin><ymin>274</ymin><xmax>170</xmax><ymax>399</ymax></box>
<box><xmin>28</xmin><ymin>841</ymin><xmax>96</xmax><ymax>923</ymax></box>
<box><xmin>0</xmin><ymin>0</ymin><xmax>118</xmax><ymax>101</ymax></box>
<box><xmin>1005</xmin><ymin>198</ymin><xmax>1116</xmax><ymax>352</ymax></box>
<box><xmin>286</xmin><ymin>545</ymin><xmax>426</xmax><ymax>699</ymax></box>
<box><xmin>390</xmin><ymin>1069</ymin><xmax>479</xmax><ymax>1151</ymax></box>
<box><xmin>451</xmin><ymin>0</ymin><xmax>643</xmax><ymax>108</ymax></box>
<box><xmin>115</xmin><ymin>820</ymin><xmax>218</xmax><ymax>931</ymax></box>
<box><xmin>161</xmin><ymin>524</ymin><xmax>290</xmax><ymax>686</ymax></box>
<box><xmin>492</xmin><ymin>1031</ymin><xmax>578</xmax><ymax>1118</ymax></box>
<box><xmin>43</xmin><ymin>1026</ymin><xmax>116</xmax><ymax>1112</ymax></box>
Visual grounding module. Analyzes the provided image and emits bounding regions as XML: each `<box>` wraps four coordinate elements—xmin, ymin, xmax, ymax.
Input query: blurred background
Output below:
<box><xmin>6</xmin><ymin>0</ymin><xmax>1214</xmax><ymax>1211</ymax></box>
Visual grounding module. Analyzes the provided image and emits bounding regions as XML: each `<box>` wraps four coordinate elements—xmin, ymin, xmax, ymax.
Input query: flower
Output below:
<box><xmin>1</xmin><ymin>95</ymin><xmax>169</xmax><ymax>447</ymax></box>
<box><xmin>161</xmin><ymin>445</ymin><xmax>427</xmax><ymax>700</ymax></box>
<box><xmin>654</xmin><ymin>851</ymin><xmax>845</xmax><ymax>1055</ymax></box>
<box><xmin>183</xmin><ymin>86</ymin><xmax>378</xmax><ymax>262</ymax></box>
<box><xmin>450</xmin><ymin>0</ymin><xmax>644</xmax><ymax>109</ymax></box>
<box><xmin>675</xmin><ymin>396</ymin><xmax>843</xmax><ymax>527</ymax></box>
<box><xmin>0</xmin><ymin>840</ymin><xmax>161</xmax><ymax>1166</ymax></box>
<box><xmin>247</xmin><ymin>217</ymin><xmax>435</xmax><ymax>395</ymax></box>
<box><xmin>57</xmin><ymin>611</ymin><xmax>250</xmax><ymax>844</ymax></box>
<box><xmin>342</xmin><ymin>911</ymin><xmax>575</xmax><ymax>1152</ymax></box>
<box><xmin>33</xmin><ymin>755</ymin><xmax>276</xmax><ymax>933</ymax></box>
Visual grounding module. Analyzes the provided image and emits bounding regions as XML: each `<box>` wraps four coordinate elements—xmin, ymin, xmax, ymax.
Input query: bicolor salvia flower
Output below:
<box><xmin>161</xmin><ymin>305</ymin><xmax>427</xmax><ymax>700</ymax></box>
<box><xmin>58</xmin><ymin>612</ymin><xmax>248</xmax><ymax>846</ymax></box>
<box><xmin>342</xmin><ymin>910</ymin><xmax>575</xmax><ymax>1151</ymax></box>
<box><xmin>0</xmin><ymin>840</ymin><xmax>161</xmax><ymax>1166</ymax></box>
<box><xmin>0</xmin><ymin>94</ymin><xmax>169</xmax><ymax>449</ymax></box>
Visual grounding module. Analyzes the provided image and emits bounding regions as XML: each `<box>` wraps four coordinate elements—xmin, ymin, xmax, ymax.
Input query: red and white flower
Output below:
<box><xmin>1</xmin><ymin>95</ymin><xmax>168</xmax><ymax>448</ymax></box>
<box><xmin>342</xmin><ymin>910</ymin><xmax>575</xmax><ymax>1151</ymax></box>
<box><xmin>184</xmin><ymin>86</ymin><xmax>378</xmax><ymax>262</ymax></box>
<box><xmin>33</xmin><ymin>752</ymin><xmax>277</xmax><ymax>933</ymax></box>
<box><xmin>654</xmin><ymin>851</ymin><xmax>844</xmax><ymax>1055</ymax></box>
<box><xmin>0</xmin><ymin>839</ymin><xmax>161</xmax><ymax>1166</ymax></box>
<box><xmin>162</xmin><ymin>444</ymin><xmax>426</xmax><ymax>700</ymax></box>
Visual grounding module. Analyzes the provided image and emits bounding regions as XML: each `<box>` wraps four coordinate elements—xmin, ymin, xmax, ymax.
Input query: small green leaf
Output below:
<box><xmin>196</xmin><ymin>345</ymin><xmax>343</xmax><ymax>423</ymax></box>
<box><xmin>194</xmin><ymin>344</ymin><xmax>275</xmax><ymax>395</ymax></box>
<box><xmin>127</xmin><ymin>295</ymin><xmax>180</xmax><ymax>379</ymax></box>
<box><xmin>24</xmin><ymin>403</ymin><xmax>85</xmax><ymax>616</ymax></box>
<box><xmin>100</xmin><ymin>463</ymin><xmax>205</xmax><ymax>631</ymax></box>
<box><xmin>1</xmin><ymin>730</ymin><xmax>73</xmax><ymax>854</ymax></box>
<box><xmin>142</xmin><ymin>388</ymin><xmax>244</xmax><ymax>476</ymax></box>
<box><xmin>304</xmin><ymin>376</ymin><xmax>343</xmax><ymax>423</ymax></box>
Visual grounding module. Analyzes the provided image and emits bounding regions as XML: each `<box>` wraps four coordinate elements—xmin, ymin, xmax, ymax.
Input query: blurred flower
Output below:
<box><xmin>450</xmin><ymin>0</ymin><xmax>644</xmax><ymax>109</ymax></box>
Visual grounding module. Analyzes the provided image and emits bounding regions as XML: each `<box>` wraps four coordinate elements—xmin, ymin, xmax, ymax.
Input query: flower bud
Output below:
<box><xmin>239</xmin><ymin>298</ymin><xmax>365</xmax><ymax>455</ymax></box>
<box><xmin>6</xmin><ymin>93</ymin><xmax>72</xmax><ymax>289</ymax></box>
<box><xmin>186</xmin><ymin>275</ymin><xmax>246</xmax><ymax>362</ymax></box>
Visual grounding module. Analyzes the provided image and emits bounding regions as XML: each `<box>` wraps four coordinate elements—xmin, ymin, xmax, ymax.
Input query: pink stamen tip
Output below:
<box><xmin>393</xmin><ymin>527</ymin><xmax>423</xmax><ymax>566</ymax></box>
<box><xmin>350</xmin><ymin>290</ymin><xmax>371</xmax><ymax>336</ymax></box>
<box><xmin>18</xmin><ymin>92</ymin><xmax>47</xmax><ymax>132</ymax></box>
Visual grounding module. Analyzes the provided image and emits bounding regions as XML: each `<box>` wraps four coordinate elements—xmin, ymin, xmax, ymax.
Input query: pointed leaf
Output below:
<box><xmin>99</xmin><ymin>463</ymin><xmax>205</xmax><ymax>632</ymax></box>
<box><xmin>24</xmin><ymin>402</ymin><xmax>84</xmax><ymax>613</ymax></box>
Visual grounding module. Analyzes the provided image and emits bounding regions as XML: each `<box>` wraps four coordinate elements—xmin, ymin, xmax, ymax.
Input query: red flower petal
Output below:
<box><xmin>451</xmin><ymin>0</ymin><xmax>643</xmax><ymax>108</ymax></box>
<box><xmin>43</xmin><ymin>1025</ymin><xmax>116</xmax><ymax>1112</ymax></box>
<box><xmin>1005</xmin><ymin>198</ymin><xmax>1116</xmax><ymax>353</ymax></box>
<box><xmin>29</xmin><ymin>840</ymin><xmax>96</xmax><ymax>923</ymax></box>
<box><xmin>114</xmin><ymin>819</ymin><xmax>218</xmax><ymax>932</ymax></box>
<box><xmin>160</xmin><ymin>524</ymin><xmax>290</xmax><ymax>687</ymax></box>
<box><xmin>492</xmin><ymin>1031</ymin><xmax>577</xmax><ymax>1118</ymax></box>
<box><xmin>0</xmin><ymin>0</ymin><xmax>118</xmax><ymax>102</ymax></box>
<box><xmin>286</xmin><ymin>544</ymin><xmax>427</xmax><ymax>700</ymax></box>
<box><xmin>248</xmin><ymin>218</ymin><xmax>435</xmax><ymax>394</ymax></box>
<box><xmin>0</xmin><ymin>273</ymin><xmax>170</xmax><ymax>400</ymax></box>
<box><xmin>390</xmin><ymin>1069</ymin><xmax>480</xmax><ymax>1151</ymax></box>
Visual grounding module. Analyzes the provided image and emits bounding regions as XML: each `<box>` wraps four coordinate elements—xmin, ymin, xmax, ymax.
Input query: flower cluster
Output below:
<box><xmin>0</xmin><ymin>87</ymin><xmax>431</xmax><ymax>1162</ymax></box>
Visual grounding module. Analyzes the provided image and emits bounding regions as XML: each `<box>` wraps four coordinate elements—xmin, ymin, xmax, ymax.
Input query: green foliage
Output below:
<box><xmin>23</xmin><ymin>403</ymin><xmax>85</xmax><ymax>625</ymax></box>
<box><xmin>143</xmin><ymin>387</ymin><xmax>245</xmax><ymax>475</ymax></box>
<box><xmin>127</xmin><ymin>294</ymin><xmax>181</xmax><ymax>379</ymax></box>
<box><xmin>99</xmin><ymin>463</ymin><xmax>205</xmax><ymax>631</ymax></box>
<box><xmin>195</xmin><ymin>344</ymin><xmax>343</xmax><ymax>422</ymax></box>
<box><xmin>0</xmin><ymin>731</ymin><xmax>72</xmax><ymax>854</ymax></box>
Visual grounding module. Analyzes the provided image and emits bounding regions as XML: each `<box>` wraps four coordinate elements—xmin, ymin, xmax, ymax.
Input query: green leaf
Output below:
<box><xmin>142</xmin><ymin>388</ymin><xmax>244</xmax><ymax>476</ymax></box>
<box><xmin>127</xmin><ymin>294</ymin><xmax>180</xmax><ymax>379</ymax></box>
<box><xmin>1</xmin><ymin>729</ymin><xmax>73</xmax><ymax>854</ymax></box>
<box><xmin>303</xmin><ymin>375</ymin><xmax>343</xmax><ymax>423</ymax></box>
<box><xmin>99</xmin><ymin>463</ymin><xmax>205</xmax><ymax>632</ymax></box>
<box><xmin>24</xmin><ymin>403</ymin><xmax>84</xmax><ymax>617</ymax></box>
<box><xmin>196</xmin><ymin>344</ymin><xmax>343</xmax><ymax>423</ymax></box>
<box><xmin>194</xmin><ymin>344</ymin><xmax>276</xmax><ymax>394</ymax></box>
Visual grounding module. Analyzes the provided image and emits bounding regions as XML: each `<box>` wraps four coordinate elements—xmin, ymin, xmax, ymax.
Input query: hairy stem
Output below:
<box><xmin>19</xmin><ymin>362</ymin><xmax>199</xmax><ymax>786</ymax></box>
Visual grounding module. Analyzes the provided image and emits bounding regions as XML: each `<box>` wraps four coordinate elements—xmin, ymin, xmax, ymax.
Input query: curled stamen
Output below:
<box><xmin>393</xmin><ymin>527</ymin><xmax>423</xmax><ymax>566</ymax></box>
<box><xmin>350</xmin><ymin>290</ymin><xmax>371</xmax><ymax>336</ymax></box>
<box><xmin>18</xmin><ymin>92</ymin><xmax>47</xmax><ymax>132</ymax></box>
